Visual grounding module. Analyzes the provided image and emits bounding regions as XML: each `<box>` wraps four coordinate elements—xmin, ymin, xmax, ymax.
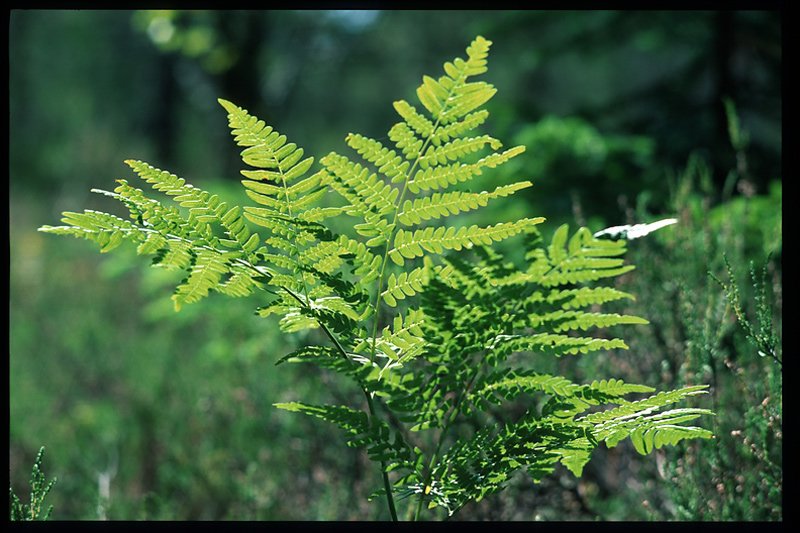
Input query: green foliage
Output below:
<box><xmin>712</xmin><ymin>256</ymin><xmax>781</xmax><ymax>369</ymax></box>
<box><xmin>38</xmin><ymin>36</ymin><xmax>713</xmax><ymax>520</ymax></box>
<box><xmin>576</xmin><ymin>111</ymin><xmax>781</xmax><ymax>520</ymax></box>
<box><xmin>376</xmin><ymin>230</ymin><xmax>712</xmax><ymax>517</ymax></box>
<box><xmin>9</xmin><ymin>447</ymin><xmax>57</xmax><ymax>521</ymax></box>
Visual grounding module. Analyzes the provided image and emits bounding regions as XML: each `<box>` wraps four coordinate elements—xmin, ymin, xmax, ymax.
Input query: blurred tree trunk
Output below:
<box><xmin>151</xmin><ymin>53</ymin><xmax>177</xmax><ymax>167</ymax></box>
<box><xmin>217</xmin><ymin>12</ymin><xmax>265</xmax><ymax>114</ymax></box>
<box><xmin>713</xmin><ymin>10</ymin><xmax>735</xmax><ymax>189</ymax></box>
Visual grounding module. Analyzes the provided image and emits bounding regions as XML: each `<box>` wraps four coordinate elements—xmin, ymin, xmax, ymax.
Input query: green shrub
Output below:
<box><xmin>574</xmin><ymin>106</ymin><xmax>781</xmax><ymax>520</ymax></box>
<box><xmin>9</xmin><ymin>447</ymin><xmax>56</xmax><ymax>521</ymax></box>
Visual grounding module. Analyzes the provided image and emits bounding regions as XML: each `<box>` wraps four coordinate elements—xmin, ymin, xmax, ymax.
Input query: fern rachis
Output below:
<box><xmin>39</xmin><ymin>35</ymin><xmax>713</xmax><ymax>520</ymax></box>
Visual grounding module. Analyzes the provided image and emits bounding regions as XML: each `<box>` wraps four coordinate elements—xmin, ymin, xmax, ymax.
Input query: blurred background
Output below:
<box><xmin>9</xmin><ymin>10</ymin><xmax>781</xmax><ymax>520</ymax></box>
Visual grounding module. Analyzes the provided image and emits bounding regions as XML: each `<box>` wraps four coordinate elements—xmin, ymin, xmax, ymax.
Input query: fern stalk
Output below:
<box><xmin>368</xmin><ymin>93</ymin><xmax>448</xmax><ymax>363</ymax></box>
<box><xmin>312</xmin><ymin>310</ymin><xmax>400</xmax><ymax>520</ymax></box>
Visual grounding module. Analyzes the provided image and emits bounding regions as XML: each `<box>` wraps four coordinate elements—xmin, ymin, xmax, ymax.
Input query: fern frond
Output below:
<box><xmin>135</xmin><ymin>232</ymin><xmax>168</xmax><ymax>256</ymax></box>
<box><xmin>389</xmin><ymin>218</ymin><xmax>544</xmax><ymax>266</ymax></box>
<box><xmin>381</xmin><ymin>268</ymin><xmax>427</xmax><ymax>307</ymax></box>
<box><xmin>219</xmin><ymin>99</ymin><xmax>328</xmax><ymax>285</ymax></box>
<box><xmin>216</xmin><ymin>100</ymin><xmax>371</xmax><ymax>329</ymax></box>
<box><xmin>257</xmin><ymin>294</ymin><xmax>319</xmax><ymax>333</ymax></box>
<box><xmin>125</xmin><ymin>160</ymin><xmax>234</xmax><ymax>245</ymax></box>
<box><xmin>300</xmin><ymin>241</ymin><xmax>345</xmax><ymax>274</ymax></box>
<box><xmin>241</xmin><ymin>172</ymin><xmax>325</xmax><ymax>213</ymax></box>
<box><xmin>105</xmin><ymin>181</ymin><xmax>198</xmax><ymax>242</ymax></box>
<box><xmin>489</xmin><ymin>332</ymin><xmax>630</xmax><ymax>359</ymax></box>
<box><xmin>391</xmin><ymin>100</ymin><xmax>435</xmax><ymax>138</ymax></box>
<box><xmin>172</xmin><ymin>249</ymin><xmax>234</xmax><ymax>311</ymax></box>
<box><xmin>428</xmin><ymin>416</ymin><xmax>592</xmax><ymax>514</ymax></box>
<box><xmin>407</xmin><ymin>147</ymin><xmax>526</xmax><ymax>194</ymax></box>
<box><xmin>274</xmin><ymin>402</ymin><xmax>416</xmax><ymax>472</ymax></box>
<box><xmin>216</xmin><ymin>263</ymin><xmax>262</xmax><ymax>297</ymax></box>
<box><xmin>548</xmin><ymin>286</ymin><xmax>637</xmax><ymax>309</ymax></box>
<box><xmin>367</xmin><ymin>308</ymin><xmax>427</xmax><ymax>365</ymax></box>
<box><xmin>397</xmin><ymin>182</ymin><xmax>532</xmax><ymax>227</ymax></box>
<box><xmin>113</xmin><ymin>164</ymin><xmax>268</xmax><ymax>283</ymax></box>
<box><xmin>430</xmin><ymin>110</ymin><xmax>489</xmax><ymax>146</ymax></box>
<box><xmin>337</xmin><ymin>235</ymin><xmax>383</xmax><ymax>283</ymax></box>
<box><xmin>345</xmin><ymin>133</ymin><xmax>411</xmax><ymax>184</ymax></box>
<box><xmin>466</xmin><ymin>369</ymin><xmax>580</xmax><ymax>412</ymax></box>
<box><xmin>151</xmin><ymin>240</ymin><xmax>195</xmax><ymax>271</ymax></box>
<box><xmin>528</xmin><ymin>310</ymin><xmax>649</xmax><ymax>332</ymax></box>
<box><xmin>319</xmin><ymin>153</ymin><xmax>399</xmax><ymax>220</ymax></box>
<box><xmin>585</xmin><ymin>378</ymin><xmax>655</xmax><ymax>397</ymax></box>
<box><xmin>415</xmin><ymin>35</ymin><xmax>494</xmax><ymax>124</ymax></box>
<box><xmin>219</xmin><ymin>98</ymin><xmax>314</xmax><ymax>178</ymax></box>
<box><xmin>39</xmin><ymin>34</ymin><xmax>716</xmax><ymax>521</ymax></box>
<box><xmin>417</xmin><ymin>135</ymin><xmax>502</xmax><ymax>169</ymax></box>
<box><xmin>580</xmin><ymin>385</ymin><xmax>714</xmax><ymax>452</ymax></box>
<box><xmin>39</xmin><ymin>209</ymin><xmax>142</xmax><ymax>253</ymax></box>
<box><xmin>518</xmin><ymin>225</ymin><xmax>635</xmax><ymax>287</ymax></box>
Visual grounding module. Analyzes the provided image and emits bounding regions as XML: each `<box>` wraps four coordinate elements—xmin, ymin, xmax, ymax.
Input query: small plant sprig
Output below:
<box><xmin>9</xmin><ymin>447</ymin><xmax>57</xmax><ymax>521</ymax></box>
<box><xmin>38</xmin><ymin>36</ymin><xmax>714</xmax><ymax>520</ymax></box>
<box><xmin>712</xmin><ymin>255</ymin><xmax>781</xmax><ymax>368</ymax></box>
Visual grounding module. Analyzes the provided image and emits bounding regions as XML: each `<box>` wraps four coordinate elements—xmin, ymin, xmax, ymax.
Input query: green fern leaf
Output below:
<box><xmin>172</xmin><ymin>249</ymin><xmax>233</xmax><ymax>311</ymax></box>
<box><xmin>397</xmin><ymin>182</ymin><xmax>532</xmax><ymax>226</ymax></box>
<box><xmin>392</xmin><ymin>100</ymin><xmax>435</xmax><ymax>139</ymax></box>
<box><xmin>39</xmin><ymin>34</ymin><xmax>716</xmax><ymax>521</ymax></box>
<box><xmin>528</xmin><ymin>310</ymin><xmax>649</xmax><ymax>332</ymax></box>
<box><xmin>150</xmin><ymin>240</ymin><xmax>194</xmax><ymax>271</ymax></box>
<box><xmin>580</xmin><ymin>385</ymin><xmax>714</xmax><ymax>452</ymax></box>
<box><xmin>346</xmin><ymin>132</ymin><xmax>411</xmax><ymax>184</ymax></box>
<box><xmin>274</xmin><ymin>402</ymin><xmax>415</xmax><ymax>471</ymax></box>
<box><xmin>389</xmin><ymin>218</ymin><xmax>544</xmax><ymax>266</ymax></box>
<box><xmin>407</xmin><ymin>147</ymin><xmax>526</xmax><ymax>194</ymax></box>
<box><xmin>430</xmin><ymin>110</ymin><xmax>489</xmax><ymax>146</ymax></box>
<box><xmin>466</xmin><ymin>370</ymin><xmax>580</xmax><ymax>412</ymax></box>
<box><xmin>319</xmin><ymin>152</ymin><xmax>399</xmax><ymax>219</ymax></box>
<box><xmin>417</xmin><ymin>135</ymin><xmax>502</xmax><ymax>169</ymax></box>
<box><xmin>381</xmin><ymin>268</ymin><xmax>427</xmax><ymax>307</ymax></box>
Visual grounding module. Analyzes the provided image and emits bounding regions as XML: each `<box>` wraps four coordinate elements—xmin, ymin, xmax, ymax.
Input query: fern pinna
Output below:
<box><xmin>39</xmin><ymin>36</ymin><xmax>713</xmax><ymax>520</ymax></box>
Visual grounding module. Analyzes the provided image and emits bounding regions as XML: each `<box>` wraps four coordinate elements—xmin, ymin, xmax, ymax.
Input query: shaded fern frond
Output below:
<box><xmin>465</xmin><ymin>369</ymin><xmax>581</xmax><ymax>413</ymax></box>
<box><xmin>425</xmin><ymin>416</ymin><xmax>593</xmax><ymax>515</ymax></box>
<box><xmin>274</xmin><ymin>402</ymin><xmax>417</xmax><ymax>472</ymax></box>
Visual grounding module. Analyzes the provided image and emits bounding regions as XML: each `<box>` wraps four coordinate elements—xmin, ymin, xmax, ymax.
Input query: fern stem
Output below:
<box><xmin>311</xmin><ymin>311</ymin><xmax>399</xmax><ymax>521</ymax></box>
<box><xmin>278</xmin><ymin>282</ymin><xmax>399</xmax><ymax>520</ymax></box>
<box><xmin>368</xmin><ymin>71</ymin><xmax>466</xmax><ymax>364</ymax></box>
<box><xmin>165</xmin><ymin>234</ymin><xmax>401</xmax><ymax>520</ymax></box>
<box><xmin>275</xmin><ymin>157</ymin><xmax>315</xmax><ymax>312</ymax></box>
<box><xmin>363</xmin><ymin>392</ymin><xmax>400</xmax><ymax>522</ymax></box>
<box><xmin>413</xmin><ymin>347</ymin><xmax>487</xmax><ymax>521</ymax></box>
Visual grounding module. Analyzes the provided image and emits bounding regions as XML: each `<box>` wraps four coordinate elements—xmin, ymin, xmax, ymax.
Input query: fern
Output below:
<box><xmin>39</xmin><ymin>35</ymin><xmax>713</xmax><ymax>520</ymax></box>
